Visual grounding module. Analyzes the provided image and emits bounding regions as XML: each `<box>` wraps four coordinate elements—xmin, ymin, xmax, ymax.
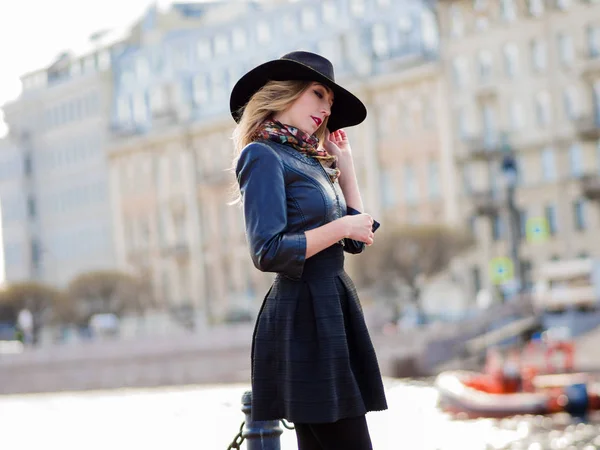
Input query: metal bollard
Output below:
<box><xmin>241</xmin><ymin>390</ymin><xmax>283</xmax><ymax>449</ymax></box>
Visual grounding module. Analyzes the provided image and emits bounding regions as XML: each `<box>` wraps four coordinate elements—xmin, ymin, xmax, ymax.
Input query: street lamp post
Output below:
<box><xmin>500</xmin><ymin>152</ymin><xmax>523</xmax><ymax>300</ymax></box>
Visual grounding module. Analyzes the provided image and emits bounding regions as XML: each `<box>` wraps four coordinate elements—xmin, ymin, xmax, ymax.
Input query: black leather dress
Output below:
<box><xmin>236</xmin><ymin>139</ymin><xmax>388</xmax><ymax>424</ymax></box>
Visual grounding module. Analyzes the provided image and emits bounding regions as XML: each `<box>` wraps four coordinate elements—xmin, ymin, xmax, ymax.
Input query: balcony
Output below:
<box><xmin>574</xmin><ymin>114</ymin><xmax>600</xmax><ymax>141</ymax></box>
<box><xmin>474</xmin><ymin>80</ymin><xmax>498</xmax><ymax>101</ymax></box>
<box><xmin>458</xmin><ymin>134</ymin><xmax>507</xmax><ymax>162</ymax></box>
<box><xmin>581</xmin><ymin>51</ymin><xmax>600</xmax><ymax>79</ymax></box>
<box><xmin>470</xmin><ymin>190</ymin><xmax>501</xmax><ymax>217</ymax></box>
<box><xmin>161</xmin><ymin>242</ymin><xmax>190</xmax><ymax>261</ymax></box>
<box><xmin>579</xmin><ymin>174</ymin><xmax>600</xmax><ymax>201</ymax></box>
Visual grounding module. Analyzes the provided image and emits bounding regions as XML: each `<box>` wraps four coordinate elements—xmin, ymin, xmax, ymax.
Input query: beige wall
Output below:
<box><xmin>438</xmin><ymin>0</ymin><xmax>600</xmax><ymax>298</ymax></box>
<box><xmin>108</xmin><ymin>118</ymin><xmax>274</xmax><ymax>324</ymax></box>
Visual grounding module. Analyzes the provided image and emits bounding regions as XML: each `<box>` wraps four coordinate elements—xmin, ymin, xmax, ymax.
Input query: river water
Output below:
<box><xmin>1</xmin><ymin>378</ymin><xmax>599</xmax><ymax>450</ymax></box>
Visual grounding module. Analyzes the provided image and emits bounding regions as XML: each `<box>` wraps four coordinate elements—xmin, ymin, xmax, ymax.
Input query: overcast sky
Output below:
<box><xmin>0</xmin><ymin>0</ymin><xmax>178</xmax><ymax>136</ymax></box>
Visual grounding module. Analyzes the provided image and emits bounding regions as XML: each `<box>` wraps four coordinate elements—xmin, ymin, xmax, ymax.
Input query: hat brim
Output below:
<box><xmin>229</xmin><ymin>59</ymin><xmax>367</xmax><ymax>132</ymax></box>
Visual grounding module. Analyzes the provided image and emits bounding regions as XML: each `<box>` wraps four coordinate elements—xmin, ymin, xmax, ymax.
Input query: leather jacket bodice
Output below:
<box><xmin>236</xmin><ymin>139</ymin><xmax>378</xmax><ymax>281</ymax></box>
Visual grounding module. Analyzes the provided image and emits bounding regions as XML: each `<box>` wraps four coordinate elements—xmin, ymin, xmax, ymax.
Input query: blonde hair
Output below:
<box><xmin>229</xmin><ymin>79</ymin><xmax>330</xmax><ymax>204</ymax></box>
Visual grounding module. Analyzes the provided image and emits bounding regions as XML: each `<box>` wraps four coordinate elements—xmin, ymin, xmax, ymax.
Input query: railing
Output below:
<box><xmin>574</xmin><ymin>115</ymin><xmax>600</xmax><ymax>140</ymax></box>
<box><xmin>470</xmin><ymin>190</ymin><xmax>501</xmax><ymax>216</ymax></box>
<box><xmin>580</xmin><ymin>173</ymin><xmax>600</xmax><ymax>200</ymax></box>
<box><xmin>459</xmin><ymin>133</ymin><xmax>507</xmax><ymax>161</ymax></box>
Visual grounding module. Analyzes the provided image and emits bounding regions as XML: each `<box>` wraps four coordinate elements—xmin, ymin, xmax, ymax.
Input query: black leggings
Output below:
<box><xmin>294</xmin><ymin>415</ymin><xmax>373</xmax><ymax>450</ymax></box>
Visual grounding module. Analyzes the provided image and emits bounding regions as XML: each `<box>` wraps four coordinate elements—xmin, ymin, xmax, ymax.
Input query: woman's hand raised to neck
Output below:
<box><xmin>322</xmin><ymin>129</ymin><xmax>364</xmax><ymax>213</ymax></box>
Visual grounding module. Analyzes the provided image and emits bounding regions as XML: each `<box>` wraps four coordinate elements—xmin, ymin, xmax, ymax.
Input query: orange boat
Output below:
<box><xmin>435</xmin><ymin>370</ymin><xmax>600</xmax><ymax>419</ymax></box>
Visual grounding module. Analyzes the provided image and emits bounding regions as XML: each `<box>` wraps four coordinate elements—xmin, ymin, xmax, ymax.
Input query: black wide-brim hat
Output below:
<box><xmin>229</xmin><ymin>51</ymin><xmax>367</xmax><ymax>132</ymax></box>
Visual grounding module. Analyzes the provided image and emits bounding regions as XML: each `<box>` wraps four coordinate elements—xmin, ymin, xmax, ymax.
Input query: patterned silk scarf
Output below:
<box><xmin>255</xmin><ymin>119</ymin><xmax>340</xmax><ymax>183</ymax></box>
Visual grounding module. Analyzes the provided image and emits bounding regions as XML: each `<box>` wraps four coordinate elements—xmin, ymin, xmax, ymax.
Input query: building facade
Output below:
<box><xmin>0</xmin><ymin>4</ymin><xmax>215</xmax><ymax>288</ymax></box>
<box><xmin>0</xmin><ymin>138</ymin><xmax>35</xmax><ymax>283</ymax></box>
<box><xmin>1</xmin><ymin>38</ymin><xmax>122</xmax><ymax>287</ymax></box>
<box><xmin>437</xmin><ymin>0</ymin><xmax>600</xmax><ymax>300</ymax></box>
<box><xmin>107</xmin><ymin>0</ymin><xmax>447</xmax><ymax>323</ymax></box>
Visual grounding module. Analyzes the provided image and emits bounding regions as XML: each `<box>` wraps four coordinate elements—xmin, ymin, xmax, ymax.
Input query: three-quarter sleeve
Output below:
<box><xmin>342</xmin><ymin>206</ymin><xmax>381</xmax><ymax>254</ymax></box>
<box><xmin>236</xmin><ymin>143</ymin><xmax>307</xmax><ymax>280</ymax></box>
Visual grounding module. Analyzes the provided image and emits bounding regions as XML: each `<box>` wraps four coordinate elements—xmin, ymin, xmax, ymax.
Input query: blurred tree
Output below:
<box><xmin>355</xmin><ymin>223</ymin><xmax>474</xmax><ymax>326</ymax></box>
<box><xmin>0</xmin><ymin>281</ymin><xmax>67</xmax><ymax>343</ymax></box>
<box><xmin>66</xmin><ymin>270</ymin><xmax>154</xmax><ymax>326</ymax></box>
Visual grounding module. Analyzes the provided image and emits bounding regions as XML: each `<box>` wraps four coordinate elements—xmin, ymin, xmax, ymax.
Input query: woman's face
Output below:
<box><xmin>274</xmin><ymin>82</ymin><xmax>334</xmax><ymax>135</ymax></box>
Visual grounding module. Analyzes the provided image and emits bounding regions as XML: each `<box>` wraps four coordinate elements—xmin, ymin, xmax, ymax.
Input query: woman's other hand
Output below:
<box><xmin>341</xmin><ymin>213</ymin><xmax>374</xmax><ymax>246</ymax></box>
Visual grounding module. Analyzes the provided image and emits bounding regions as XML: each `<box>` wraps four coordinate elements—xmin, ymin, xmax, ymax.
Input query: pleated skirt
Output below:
<box><xmin>250</xmin><ymin>244</ymin><xmax>388</xmax><ymax>423</ymax></box>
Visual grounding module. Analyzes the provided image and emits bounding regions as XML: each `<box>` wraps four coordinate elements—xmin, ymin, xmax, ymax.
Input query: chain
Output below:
<box><xmin>226</xmin><ymin>418</ymin><xmax>295</xmax><ymax>448</ymax></box>
<box><xmin>280</xmin><ymin>419</ymin><xmax>295</xmax><ymax>430</ymax></box>
<box><xmin>226</xmin><ymin>421</ymin><xmax>246</xmax><ymax>450</ymax></box>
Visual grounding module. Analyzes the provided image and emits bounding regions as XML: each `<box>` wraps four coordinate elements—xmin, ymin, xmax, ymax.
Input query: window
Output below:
<box><xmin>27</xmin><ymin>196</ymin><xmax>36</xmax><ymax>219</ymax></box>
<box><xmin>301</xmin><ymin>7</ymin><xmax>317</xmax><ymax>30</ymax></box>
<box><xmin>372</xmin><ymin>24</ymin><xmax>389</xmax><ymax>57</ymax></box>
<box><xmin>232</xmin><ymin>28</ymin><xmax>247</xmax><ymax>51</ymax></box>
<box><xmin>528</xmin><ymin>0</ymin><xmax>544</xmax><ymax>17</ymax></box>
<box><xmin>322</xmin><ymin>1</ymin><xmax>336</xmax><ymax>24</ymax></box>
<box><xmin>471</xmin><ymin>266</ymin><xmax>482</xmax><ymax>294</ymax></box>
<box><xmin>500</xmin><ymin>0</ymin><xmax>517</xmax><ymax>22</ymax></box>
<box><xmin>557</xmin><ymin>33</ymin><xmax>575</xmax><ymax>67</ymax></box>
<box><xmin>116</xmin><ymin>96</ymin><xmax>131</xmax><ymax>123</ymax></box>
<box><xmin>477</xmin><ymin>50</ymin><xmax>493</xmax><ymax>82</ymax></box>
<box><xmin>192</xmin><ymin>74</ymin><xmax>208</xmax><ymax>105</ymax></box>
<box><xmin>509</xmin><ymin>99</ymin><xmax>526</xmax><ymax>131</ymax></box>
<box><xmin>197</xmin><ymin>39</ymin><xmax>211</xmax><ymax>60</ymax></box>
<box><xmin>83</xmin><ymin>56</ymin><xmax>95</xmax><ymax>73</ymax></box>
<box><xmin>149</xmin><ymin>86</ymin><xmax>166</xmax><ymax>114</ymax></box>
<box><xmin>421</xmin><ymin>10</ymin><xmax>439</xmax><ymax>51</ymax></box>
<box><xmin>457</xmin><ymin>108</ymin><xmax>469</xmax><ymax>139</ymax></box>
<box><xmin>214</xmin><ymin>34</ymin><xmax>229</xmax><ymax>56</ymax></box>
<box><xmin>503</xmin><ymin>43</ymin><xmax>519</xmax><ymax>78</ymax></box>
<box><xmin>318</xmin><ymin>39</ymin><xmax>340</xmax><ymax>68</ymax></box>
<box><xmin>519</xmin><ymin>209</ymin><xmax>528</xmax><ymax>240</ymax></box>
<box><xmin>452</xmin><ymin>57</ymin><xmax>469</xmax><ymax>88</ymax></box>
<box><xmin>211</xmin><ymin>71</ymin><xmax>227</xmax><ymax>102</ymax></box>
<box><xmin>569</xmin><ymin>143</ymin><xmax>584</xmax><ymax>177</ymax></box>
<box><xmin>545</xmin><ymin>204</ymin><xmax>558</xmax><ymax>235</ymax></box>
<box><xmin>97</xmin><ymin>51</ymin><xmax>111</xmax><ymax>70</ymax></box>
<box><xmin>474</xmin><ymin>0</ymin><xmax>490</xmax><ymax>31</ymax></box>
<box><xmin>531</xmin><ymin>39</ymin><xmax>547</xmax><ymax>72</ymax></box>
<box><xmin>398</xmin><ymin>17</ymin><xmax>413</xmax><ymax>49</ymax></box>
<box><xmin>541</xmin><ymin>147</ymin><xmax>557</xmax><ymax>181</ymax></box>
<box><xmin>563</xmin><ymin>86</ymin><xmax>579</xmax><ymax>120</ymax></box>
<box><xmin>573</xmin><ymin>200</ymin><xmax>587</xmax><ymax>231</ymax></box>
<box><xmin>535</xmin><ymin>91</ymin><xmax>551</xmax><ymax>127</ymax></box>
<box><xmin>450</xmin><ymin>5</ymin><xmax>464</xmax><ymax>38</ymax></box>
<box><xmin>135</xmin><ymin>57</ymin><xmax>150</xmax><ymax>80</ymax></box>
<box><xmin>381</xmin><ymin>169</ymin><xmax>395</xmax><ymax>207</ymax></box>
<box><xmin>428</xmin><ymin>161</ymin><xmax>440</xmax><ymax>199</ymax></box>
<box><xmin>349</xmin><ymin>0</ymin><xmax>365</xmax><ymax>17</ymax></box>
<box><xmin>132</xmin><ymin>93</ymin><xmax>147</xmax><ymax>124</ymax></box>
<box><xmin>69</xmin><ymin>61</ymin><xmax>81</xmax><ymax>76</ymax></box>
<box><xmin>588</xmin><ymin>25</ymin><xmax>600</xmax><ymax>57</ymax></box>
<box><xmin>492</xmin><ymin>216</ymin><xmax>504</xmax><ymax>241</ymax></box>
<box><xmin>256</xmin><ymin>22</ymin><xmax>271</xmax><ymax>44</ymax></box>
<box><xmin>423</xmin><ymin>99</ymin><xmax>435</xmax><ymax>129</ymax></box>
<box><xmin>404</xmin><ymin>165</ymin><xmax>418</xmax><ymax>204</ymax></box>
<box><xmin>24</xmin><ymin>153</ymin><xmax>32</xmax><ymax>176</ymax></box>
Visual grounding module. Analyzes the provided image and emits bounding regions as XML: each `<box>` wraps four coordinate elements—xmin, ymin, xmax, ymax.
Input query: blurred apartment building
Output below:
<box><xmin>0</xmin><ymin>4</ymin><xmax>220</xmax><ymax>287</ymax></box>
<box><xmin>106</xmin><ymin>0</ymin><xmax>450</xmax><ymax>323</ymax></box>
<box><xmin>437</xmin><ymin>0</ymin><xmax>600</xmax><ymax>298</ymax></box>
<box><xmin>0</xmin><ymin>31</ymin><xmax>123</xmax><ymax>287</ymax></box>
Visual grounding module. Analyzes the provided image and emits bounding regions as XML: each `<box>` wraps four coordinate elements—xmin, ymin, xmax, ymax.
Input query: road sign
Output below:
<box><xmin>489</xmin><ymin>257</ymin><xmax>514</xmax><ymax>285</ymax></box>
<box><xmin>526</xmin><ymin>216</ymin><xmax>549</xmax><ymax>243</ymax></box>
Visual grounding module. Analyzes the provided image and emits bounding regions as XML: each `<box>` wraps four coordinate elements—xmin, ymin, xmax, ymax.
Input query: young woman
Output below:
<box><xmin>230</xmin><ymin>51</ymin><xmax>387</xmax><ymax>449</ymax></box>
